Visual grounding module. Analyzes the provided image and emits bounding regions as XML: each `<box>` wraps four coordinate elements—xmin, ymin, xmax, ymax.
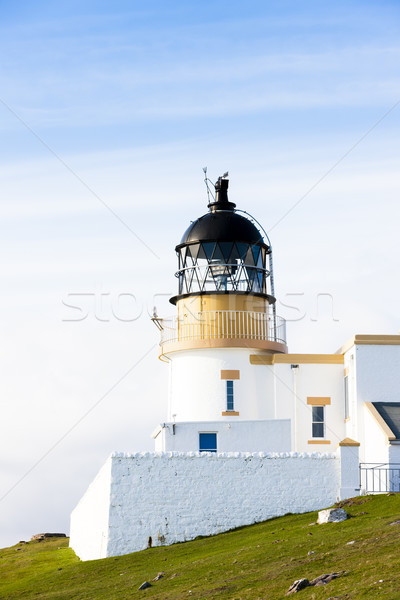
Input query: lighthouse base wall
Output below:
<box><xmin>70</xmin><ymin>449</ymin><xmax>358</xmax><ymax>561</ymax></box>
<box><xmin>152</xmin><ymin>419</ymin><xmax>291</xmax><ymax>453</ymax></box>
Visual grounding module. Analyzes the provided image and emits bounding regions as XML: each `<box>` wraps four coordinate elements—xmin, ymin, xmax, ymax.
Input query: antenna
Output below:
<box><xmin>203</xmin><ymin>167</ymin><xmax>210</xmax><ymax>204</ymax></box>
<box><xmin>202</xmin><ymin>167</ymin><xmax>216</xmax><ymax>202</ymax></box>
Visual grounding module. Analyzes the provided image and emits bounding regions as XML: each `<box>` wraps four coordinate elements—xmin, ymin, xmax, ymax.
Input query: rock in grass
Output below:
<box><xmin>286</xmin><ymin>578</ymin><xmax>310</xmax><ymax>594</ymax></box>
<box><xmin>317</xmin><ymin>508</ymin><xmax>347</xmax><ymax>524</ymax></box>
<box><xmin>310</xmin><ymin>572</ymin><xmax>343</xmax><ymax>586</ymax></box>
<box><xmin>286</xmin><ymin>571</ymin><xmax>345</xmax><ymax>594</ymax></box>
<box><xmin>138</xmin><ymin>581</ymin><xmax>152</xmax><ymax>590</ymax></box>
<box><xmin>152</xmin><ymin>572</ymin><xmax>164</xmax><ymax>581</ymax></box>
<box><xmin>31</xmin><ymin>533</ymin><xmax>66</xmax><ymax>540</ymax></box>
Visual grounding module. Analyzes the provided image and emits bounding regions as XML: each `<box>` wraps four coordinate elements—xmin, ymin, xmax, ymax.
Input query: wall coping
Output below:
<box><xmin>337</xmin><ymin>334</ymin><xmax>400</xmax><ymax>355</ymax></box>
<box><xmin>110</xmin><ymin>451</ymin><xmax>337</xmax><ymax>460</ymax></box>
<box><xmin>338</xmin><ymin>437</ymin><xmax>360</xmax><ymax>447</ymax></box>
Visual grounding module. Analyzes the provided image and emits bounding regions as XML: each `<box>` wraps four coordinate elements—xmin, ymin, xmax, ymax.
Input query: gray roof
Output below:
<box><xmin>372</xmin><ymin>402</ymin><xmax>400</xmax><ymax>440</ymax></box>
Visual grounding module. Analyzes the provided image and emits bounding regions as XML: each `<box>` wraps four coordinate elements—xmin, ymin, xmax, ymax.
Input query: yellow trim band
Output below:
<box><xmin>308</xmin><ymin>440</ymin><xmax>331</xmax><ymax>445</ymax></box>
<box><xmin>221</xmin><ymin>411</ymin><xmax>240</xmax><ymax>416</ymax></box>
<box><xmin>221</xmin><ymin>370</ymin><xmax>240</xmax><ymax>380</ymax></box>
<box><xmin>250</xmin><ymin>353</ymin><xmax>344</xmax><ymax>365</ymax></box>
<box><xmin>162</xmin><ymin>338</ymin><xmax>288</xmax><ymax>356</ymax></box>
<box><xmin>307</xmin><ymin>397</ymin><xmax>331</xmax><ymax>406</ymax></box>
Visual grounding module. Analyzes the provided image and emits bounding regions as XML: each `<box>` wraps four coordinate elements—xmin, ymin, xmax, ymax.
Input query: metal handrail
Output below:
<box><xmin>359</xmin><ymin>463</ymin><xmax>400</xmax><ymax>493</ymax></box>
<box><xmin>158</xmin><ymin>310</ymin><xmax>286</xmax><ymax>346</ymax></box>
<box><xmin>176</xmin><ymin>263</ymin><xmax>270</xmax><ymax>275</ymax></box>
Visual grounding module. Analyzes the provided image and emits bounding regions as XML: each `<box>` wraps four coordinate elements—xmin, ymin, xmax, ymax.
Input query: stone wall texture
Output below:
<box><xmin>70</xmin><ymin>451</ymin><xmax>341</xmax><ymax>561</ymax></box>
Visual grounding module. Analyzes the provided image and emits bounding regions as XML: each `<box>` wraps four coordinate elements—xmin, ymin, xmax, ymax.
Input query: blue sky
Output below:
<box><xmin>2</xmin><ymin>1</ymin><xmax>400</xmax><ymax>152</ymax></box>
<box><xmin>0</xmin><ymin>0</ymin><xmax>399</xmax><ymax>548</ymax></box>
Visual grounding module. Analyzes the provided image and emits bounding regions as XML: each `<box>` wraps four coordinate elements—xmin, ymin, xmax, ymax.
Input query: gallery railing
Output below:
<box><xmin>157</xmin><ymin>310</ymin><xmax>286</xmax><ymax>346</ymax></box>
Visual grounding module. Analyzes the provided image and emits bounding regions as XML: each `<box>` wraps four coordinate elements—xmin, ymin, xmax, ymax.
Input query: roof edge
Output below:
<box><xmin>365</xmin><ymin>402</ymin><xmax>397</xmax><ymax>441</ymax></box>
<box><xmin>337</xmin><ymin>334</ymin><xmax>400</xmax><ymax>355</ymax></box>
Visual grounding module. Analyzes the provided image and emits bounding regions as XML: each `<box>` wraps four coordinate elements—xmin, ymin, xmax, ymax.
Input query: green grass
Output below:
<box><xmin>2</xmin><ymin>495</ymin><xmax>400</xmax><ymax>599</ymax></box>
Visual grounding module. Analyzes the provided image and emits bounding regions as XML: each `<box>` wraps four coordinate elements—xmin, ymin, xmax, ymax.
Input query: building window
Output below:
<box><xmin>199</xmin><ymin>432</ymin><xmax>217</xmax><ymax>453</ymax></box>
<box><xmin>226</xmin><ymin>380</ymin><xmax>234</xmax><ymax>411</ymax></box>
<box><xmin>312</xmin><ymin>406</ymin><xmax>325</xmax><ymax>438</ymax></box>
<box><xmin>344</xmin><ymin>376</ymin><xmax>349</xmax><ymax>419</ymax></box>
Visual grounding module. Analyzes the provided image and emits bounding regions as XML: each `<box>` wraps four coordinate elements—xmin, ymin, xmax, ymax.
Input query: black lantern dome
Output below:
<box><xmin>179</xmin><ymin>178</ymin><xmax>263</xmax><ymax>245</ymax></box>
<box><xmin>171</xmin><ymin>177</ymin><xmax>274</xmax><ymax>304</ymax></box>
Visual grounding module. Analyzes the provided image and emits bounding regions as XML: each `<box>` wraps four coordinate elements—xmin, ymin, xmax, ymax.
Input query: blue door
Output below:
<box><xmin>199</xmin><ymin>432</ymin><xmax>217</xmax><ymax>453</ymax></box>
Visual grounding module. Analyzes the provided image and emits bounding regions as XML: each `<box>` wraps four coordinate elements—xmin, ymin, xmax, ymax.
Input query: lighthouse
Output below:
<box><xmin>152</xmin><ymin>175</ymin><xmax>290</xmax><ymax>453</ymax></box>
<box><xmin>72</xmin><ymin>172</ymin><xmax>400</xmax><ymax>561</ymax></box>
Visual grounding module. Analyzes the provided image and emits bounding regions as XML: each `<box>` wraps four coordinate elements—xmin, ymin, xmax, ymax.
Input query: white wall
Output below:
<box><xmin>388</xmin><ymin>444</ymin><xmax>400</xmax><ymax>464</ymax></box>
<box><xmin>168</xmin><ymin>348</ymin><xmax>346</xmax><ymax>454</ymax></box>
<box><xmin>355</xmin><ymin>345</ymin><xmax>400</xmax><ymax>403</ymax></box>
<box><xmin>294</xmin><ymin>363</ymin><xmax>346</xmax><ymax>452</ymax></box>
<box><xmin>70</xmin><ymin>451</ymin><xmax>342</xmax><ymax>561</ymax></box>
<box><xmin>352</xmin><ymin>345</ymin><xmax>400</xmax><ymax>461</ymax></box>
<box><xmin>167</xmin><ymin>348</ymin><xmax>276</xmax><ymax>422</ymax></box>
<box><xmin>69</xmin><ymin>458</ymin><xmax>112</xmax><ymax>561</ymax></box>
<box><xmin>363</xmin><ymin>406</ymin><xmax>389</xmax><ymax>464</ymax></box>
<box><xmin>152</xmin><ymin>419</ymin><xmax>291</xmax><ymax>453</ymax></box>
<box><xmin>337</xmin><ymin>444</ymin><xmax>360</xmax><ymax>500</ymax></box>
<box><xmin>258</xmin><ymin>362</ymin><xmax>345</xmax><ymax>453</ymax></box>
<box><xmin>344</xmin><ymin>349</ymin><xmax>357</xmax><ymax>441</ymax></box>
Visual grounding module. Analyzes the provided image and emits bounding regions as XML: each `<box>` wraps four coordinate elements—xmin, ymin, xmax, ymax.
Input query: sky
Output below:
<box><xmin>0</xmin><ymin>0</ymin><xmax>399</xmax><ymax>548</ymax></box>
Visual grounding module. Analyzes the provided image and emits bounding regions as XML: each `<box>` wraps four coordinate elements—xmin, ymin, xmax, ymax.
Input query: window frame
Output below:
<box><xmin>199</xmin><ymin>432</ymin><xmax>217</xmax><ymax>453</ymax></box>
<box><xmin>226</xmin><ymin>380</ymin><xmax>234</xmax><ymax>411</ymax></box>
<box><xmin>344</xmin><ymin>375</ymin><xmax>349</xmax><ymax>420</ymax></box>
<box><xmin>311</xmin><ymin>405</ymin><xmax>325</xmax><ymax>438</ymax></box>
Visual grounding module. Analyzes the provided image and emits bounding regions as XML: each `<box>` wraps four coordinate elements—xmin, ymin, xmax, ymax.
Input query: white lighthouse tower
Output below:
<box><xmin>152</xmin><ymin>175</ymin><xmax>290</xmax><ymax>453</ymax></box>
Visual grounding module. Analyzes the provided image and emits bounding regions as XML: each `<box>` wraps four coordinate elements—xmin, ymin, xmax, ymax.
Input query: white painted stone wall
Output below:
<box><xmin>69</xmin><ymin>459</ymin><xmax>112</xmax><ymax>560</ymax></box>
<box><xmin>337</xmin><ymin>444</ymin><xmax>360</xmax><ymax>500</ymax></box>
<box><xmin>70</xmin><ymin>451</ymin><xmax>342</xmax><ymax>561</ymax></box>
<box><xmin>152</xmin><ymin>419</ymin><xmax>291</xmax><ymax>453</ymax></box>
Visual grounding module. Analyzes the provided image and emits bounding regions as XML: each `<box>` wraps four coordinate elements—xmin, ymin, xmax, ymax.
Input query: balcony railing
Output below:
<box><xmin>156</xmin><ymin>310</ymin><xmax>286</xmax><ymax>346</ymax></box>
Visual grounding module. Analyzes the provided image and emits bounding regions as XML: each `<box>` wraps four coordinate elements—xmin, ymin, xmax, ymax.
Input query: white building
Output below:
<box><xmin>70</xmin><ymin>175</ymin><xmax>400</xmax><ymax>561</ymax></box>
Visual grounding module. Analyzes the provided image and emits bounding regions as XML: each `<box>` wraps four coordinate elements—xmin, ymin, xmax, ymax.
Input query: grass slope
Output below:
<box><xmin>1</xmin><ymin>495</ymin><xmax>400</xmax><ymax>599</ymax></box>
